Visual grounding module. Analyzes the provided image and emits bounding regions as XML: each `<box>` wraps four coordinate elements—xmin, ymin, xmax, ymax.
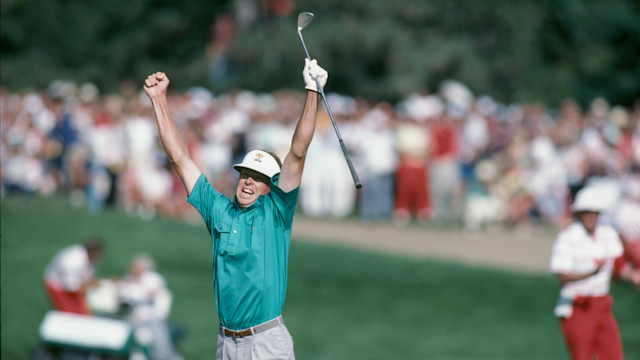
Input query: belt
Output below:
<box><xmin>221</xmin><ymin>316</ymin><xmax>284</xmax><ymax>338</ymax></box>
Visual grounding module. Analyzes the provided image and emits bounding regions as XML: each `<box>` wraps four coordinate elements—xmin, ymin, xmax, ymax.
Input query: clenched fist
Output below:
<box><xmin>143</xmin><ymin>72</ymin><xmax>170</xmax><ymax>100</ymax></box>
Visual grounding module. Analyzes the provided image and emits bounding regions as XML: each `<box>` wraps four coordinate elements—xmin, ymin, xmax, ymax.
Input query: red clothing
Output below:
<box><xmin>44</xmin><ymin>280</ymin><xmax>91</xmax><ymax>315</ymax></box>
<box><xmin>394</xmin><ymin>158</ymin><xmax>431</xmax><ymax>218</ymax></box>
<box><xmin>429</xmin><ymin>122</ymin><xmax>458</xmax><ymax>159</ymax></box>
<box><xmin>615</xmin><ymin>132</ymin><xmax>634</xmax><ymax>164</ymax></box>
<box><xmin>559</xmin><ymin>295</ymin><xmax>623</xmax><ymax>360</ymax></box>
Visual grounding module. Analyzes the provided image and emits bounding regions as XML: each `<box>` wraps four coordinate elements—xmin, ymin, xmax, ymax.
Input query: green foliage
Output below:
<box><xmin>1</xmin><ymin>0</ymin><xmax>227</xmax><ymax>92</ymax></box>
<box><xmin>228</xmin><ymin>0</ymin><xmax>640</xmax><ymax>106</ymax></box>
<box><xmin>2</xmin><ymin>0</ymin><xmax>638</xmax><ymax>106</ymax></box>
<box><xmin>536</xmin><ymin>0</ymin><xmax>640</xmax><ymax>106</ymax></box>
<box><xmin>2</xmin><ymin>195</ymin><xmax>640</xmax><ymax>359</ymax></box>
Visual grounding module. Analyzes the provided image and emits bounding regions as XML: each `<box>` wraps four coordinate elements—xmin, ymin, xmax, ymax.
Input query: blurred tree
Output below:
<box><xmin>226</xmin><ymin>0</ymin><xmax>639</xmax><ymax>106</ymax></box>
<box><xmin>1</xmin><ymin>0</ymin><xmax>227</xmax><ymax>92</ymax></box>
<box><xmin>1</xmin><ymin>0</ymin><xmax>638</xmax><ymax>107</ymax></box>
<box><xmin>535</xmin><ymin>0</ymin><xmax>640</xmax><ymax>106</ymax></box>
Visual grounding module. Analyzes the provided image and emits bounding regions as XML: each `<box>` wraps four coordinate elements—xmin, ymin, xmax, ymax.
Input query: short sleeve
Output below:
<box><xmin>269</xmin><ymin>176</ymin><xmax>299</xmax><ymax>229</ymax></box>
<box><xmin>550</xmin><ymin>234</ymin><xmax>572</xmax><ymax>274</ymax></box>
<box><xmin>187</xmin><ymin>174</ymin><xmax>224</xmax><ymax>234</ymax></box>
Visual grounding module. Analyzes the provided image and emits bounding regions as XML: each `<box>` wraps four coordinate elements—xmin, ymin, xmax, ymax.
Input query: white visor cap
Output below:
<box><xmin>233</xmin><ymin>150</ymin><xmax>281</xmax><ymax>179</ymax></box>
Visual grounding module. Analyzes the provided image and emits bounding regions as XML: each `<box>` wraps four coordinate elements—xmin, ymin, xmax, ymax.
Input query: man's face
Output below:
<box><xmin>576</xmin><ymin>211</ymin><xmax>599</xmax><ymax>234</ymax></box>
<box><xmin>235</xmin><ymin>169</ymin><xmax>271</xmax><ymax>208</ymax></box>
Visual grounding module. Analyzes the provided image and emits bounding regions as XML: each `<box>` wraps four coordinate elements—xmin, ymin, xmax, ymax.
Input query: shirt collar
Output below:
<box><xmin>233</xmin><ymin>194</ymin><xmax>265</xmax><ymax>211</ymax></box>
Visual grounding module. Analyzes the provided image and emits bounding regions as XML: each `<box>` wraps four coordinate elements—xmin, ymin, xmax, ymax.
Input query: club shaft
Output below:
<box><xmin>297</xmin><ymin>32</ymin><xmax>312</xmax><ymax>60</ymax></box>
<box><xmin>318</xmin><ymin>86</ymin><xmax>362</xmax><ymax>189</ymax></box>
<box><xmin>297</xmin><ymin>28</ymin><xmax>362</xmax><ymax>189</ymax></box>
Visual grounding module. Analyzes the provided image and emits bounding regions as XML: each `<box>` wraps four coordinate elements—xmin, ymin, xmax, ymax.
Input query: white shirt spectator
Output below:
<box><xmin>395</xmin><ymin>122</ymin><xmax>428</xmax><ymax>158</ymax></box>
<box><xmin>459</xmin><ymin>112</ymin><xmax>489</xmax><ymax>162</ymax></box>
<box><xmin>89</xmin><ymin>121</ymin><xmax>126</xmax><ymax>170</ymax></box>
<box><xmin>119</xmin><ymin>270</ymin><xmax>172</xmax><ymax>322</ymax></box>
<box><xmin>357</xmin><ymin>112</ymin><xmax>397</xmax><ymax>177</ymax></box>
<box><xmin>125</xmin><ymin>115</ymin><xmax>156</xmax><ymax>167</ymax></box>
<box><xmin>117</xmin><ymin>255</ymin><xmax>176</xmax><ymax>359</ymax></box>
<box><xmin>44</xmin><ymin>245</ymin><xmax>94</xmax><ymax>292</ymax></box>
<box><xmin>550</xmin><ymin>223</ymin><xmax>623</xmax><ymax>298</ymax></box>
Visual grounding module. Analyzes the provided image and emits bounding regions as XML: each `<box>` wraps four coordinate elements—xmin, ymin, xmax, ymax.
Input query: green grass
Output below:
<box><xmin>2</xmin><ymin>195</ymin><xmax>639</xmax><ymax>359</ymax></box>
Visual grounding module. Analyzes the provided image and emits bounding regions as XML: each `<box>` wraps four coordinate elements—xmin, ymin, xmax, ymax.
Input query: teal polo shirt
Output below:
<box><xmin>187</xmin><ymin>173</ymin><xmax>299</xmax><ymax>330</ymax></box>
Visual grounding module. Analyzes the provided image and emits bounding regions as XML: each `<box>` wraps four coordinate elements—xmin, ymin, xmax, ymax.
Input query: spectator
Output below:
<box><xmin>300</xmin><ymin>105</ymin><xmax>357</xmax><ymax>218</ymax></box>
<box><xmin>118</xmin><ymin>254</ymin><xmax>177</xmax><ymax>360</ymax></box>
<box><xmin>47</xmin><ymin>92</ymin><xmax>80</xmax><ymax>191</ymax></box>
<box><xmin>526</xmin><ymin>135</ymin><xmax>570</xmax><ymax>227</ymax></box>
<box><xmin>614</xmin><ymin>173</ymin><xmax>640</xmax><ymax>268</ymax></box>
<box><xmin>393</xmin><ymin>116</ymin><xmax>431</xmax><ymax>225</ymax></box>
<box><xmin>429</xmin><ymin>111</ymin><xmax>462</xmax><ymax>222</ymax></box>
<box><xmin>356</xmin><ymin>102</ymin><xmax>397</xmax><ymax>222</ymax></box>
<box><xmin>2</xmin><ymin>80</ymin><xmax>639</xmax><ymax>234</ymax></box>
<box><xmin>43</xmin><ymin>237</ymin><xmax>104</xmax><ymax>315</ymax></box>
<box><xmin>86</xmin><ymin>95</ymin><xmax>127</xmax><ymax>212</ymax></box>
<box><xmin>463</xmin><ymin>157</ymin><xmax>506</xmax><ymax>230</ymax></box>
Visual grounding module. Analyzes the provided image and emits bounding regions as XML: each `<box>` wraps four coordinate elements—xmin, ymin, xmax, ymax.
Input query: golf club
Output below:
<box><xmin>297</xmin><ymin>12</ymin><xmax>362</xmax><ymax>189</ymax></box>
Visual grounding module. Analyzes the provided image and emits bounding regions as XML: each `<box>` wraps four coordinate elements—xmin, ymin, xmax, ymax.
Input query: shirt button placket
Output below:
<box><xmin>228</xmin><ymin>219</ymin><xmax>240</xmax><ymax>250</ymax></box>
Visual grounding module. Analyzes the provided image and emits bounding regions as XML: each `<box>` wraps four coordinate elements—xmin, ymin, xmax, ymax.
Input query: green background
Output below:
<box><xmin>2</xmin><ymin>0</ymin><xmax>639</xmax><ymax>107</ymax></box>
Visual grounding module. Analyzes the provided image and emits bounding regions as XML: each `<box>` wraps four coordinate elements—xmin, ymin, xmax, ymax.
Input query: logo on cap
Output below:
<box><xmin>233</xmin><ymin>150</ymin><xmax>280</xmax><ymax>178</ymax></box>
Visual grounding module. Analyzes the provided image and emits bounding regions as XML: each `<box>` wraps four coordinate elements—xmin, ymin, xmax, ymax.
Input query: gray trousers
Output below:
<box><xmin>216</xmin><ymin>323</ymin><xmax>295</xmax><ymax>360</ymax></box>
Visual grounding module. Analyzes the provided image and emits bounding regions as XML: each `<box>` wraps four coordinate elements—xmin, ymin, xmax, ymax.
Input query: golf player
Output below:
<box><xmin>143</xmin><ymin>58</ymin><xmax>327</xmax><ymax>359</ymax></box>
<box><xmin>550</xmin><ymin>186</ymin><xmax>640</xmax><ymax>360</ymax></box>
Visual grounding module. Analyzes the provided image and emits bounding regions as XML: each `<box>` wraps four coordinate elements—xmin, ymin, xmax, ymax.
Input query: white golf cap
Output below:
<box><xmin>572</xmin><ymin>186</ymin><xmax>607</xmax><ymax>213</ymax></box>
<box><xmin>233</xmin><ymin>150</ymin><xmax>281</xmax><ymax>179</ymax></box>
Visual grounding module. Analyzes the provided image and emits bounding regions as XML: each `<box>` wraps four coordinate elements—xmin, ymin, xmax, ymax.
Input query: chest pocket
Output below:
<box><xmin>214</xmin><ymin>221</ymin><xmax>234</xmax><ymax>256</ymax></box>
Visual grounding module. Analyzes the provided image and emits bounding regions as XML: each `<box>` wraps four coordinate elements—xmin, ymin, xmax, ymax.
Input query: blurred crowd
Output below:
<box><xmin>2</xmin><ymin>79</ymin><xmax>639</xmax><ymax>232</ymax></box>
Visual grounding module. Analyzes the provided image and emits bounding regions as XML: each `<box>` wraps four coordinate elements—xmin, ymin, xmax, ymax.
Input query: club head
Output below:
<box><xmin>297</xmin><ymin>12</ymin><xmax>315</xmax><ymax>32</ymax></box>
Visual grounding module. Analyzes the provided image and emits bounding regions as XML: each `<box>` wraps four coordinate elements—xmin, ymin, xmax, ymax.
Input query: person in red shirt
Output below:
<box><xmin>43</xmin><ymin>238</ymin><xmax>104</xmax><ymax>315</ymax></box>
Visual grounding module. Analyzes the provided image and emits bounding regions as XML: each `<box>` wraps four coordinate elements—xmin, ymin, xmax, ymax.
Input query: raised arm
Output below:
<box><xmin>143</xmin><ymin>72</ymin><xmax>201</xmax><ymax>195</ymax></box>
<box><xmin>278</xmin><ymin>59</ymin><xmax>327</xmax><ymax>192</ymax></box>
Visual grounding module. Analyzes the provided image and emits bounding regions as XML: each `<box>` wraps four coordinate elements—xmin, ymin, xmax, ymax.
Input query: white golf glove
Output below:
<box><xmin>303</xmin><ymin>58</ymin><xmax>328</xmax><ymax>92</ymax></box>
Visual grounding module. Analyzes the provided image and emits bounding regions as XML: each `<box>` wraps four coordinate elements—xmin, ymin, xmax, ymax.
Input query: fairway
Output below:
<box><xmin>2</xmin><ymin>195</ymin><xmax>639</xmax><ymax>359</ymax></box>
